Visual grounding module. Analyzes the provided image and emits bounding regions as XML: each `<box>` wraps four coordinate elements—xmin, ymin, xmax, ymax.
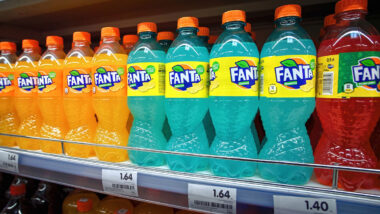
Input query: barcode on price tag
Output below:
<box><xmin>274</xmin><ymin>195</ymin><xmax>337</xmax><ymax>214</ymax></box>
<box><xmin>0</xmin><ymin>150</ymin><xmax>19</xmax><ymax>173</ymax></box>
<box><xmin>188</xmin><ymin>183</ymin><xmax>236</xmax><ymax>214</ymax></box>
<box><xmin>102</xmin><ymin>169</ymin><xmax>138</xmax><ymax>197</ymax></box>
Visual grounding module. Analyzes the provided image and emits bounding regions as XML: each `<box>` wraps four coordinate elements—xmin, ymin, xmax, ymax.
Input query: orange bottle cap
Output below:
<box><xmin>73</xmin><ymin>32</ymin><xmax>91</xmax><ymax>43</ymax></box>
<box><xmin>101</xmin><ymin>27</ymin><xmax>120</xmax><ymax>38</ymax></box>
<box><xmin>123</xmin><ymin>34</ymin><xmax>138</xmax><ymax>45</ymax></box>
<box><xmin>157</xmin><ymin>31</ymin><xmax>174</xmax><ymax>41</ymax></box>
<box><xmin>275</xmin><ymin>4</ymin><xmax>301</xmax><ymax>20</ymax></box>
<box><xmin>10</xmin><ymin>183</ymin><xmax>26</xmax><ymax>196</ymax></box>
<box><xmin>222</xmin><ymin>10</ymin><xmax>246</xmax><ymax>25</ymax></box>
<box><xmin>46</xmin><ymin>36</ymin><xmax>64</xmax><ymax>47</ymax></box>
<box><xmin>137</xmin><ymin>22</ymin><xmax>157</xmax><ymax>34</ymax></box>
<box><xmin>177</xmin><ymin>17</ymin><xmax>198</xmax><ymax>29</ymax></box>
<box><xmin>197</xmin><ymin>27</ymin><xmax>210</xmax><ymax>37</ymax></box>
<box><xmin>208</xmin><ymin>35</ymin><xmax>218</xmax><ymax>44</ymax></box>
<box><xmin>324</xmin><ymin>14</ymin><xmax>336</xmax><ymax>27</ymax></box>
<box><xmin>77</xmin><ymin>198</ymin><xmax>93</xmax><ymax>212</ymax></box>
<box><xmin>22</xmin><ymin>39</ymin><xmax>39</xmax><ymax>49</ymax></box>
<box><xmin>335</xmin><ymin>0</ymin><xmax>367</xmax><ymax>14</ymax></box>
<box><xmin>0</xmin><ymin>42</ymin><xmax>16</xmax><ymax>51</ymax></box>
<box><xmin>244</xmin><ymin>22</ymin><xmax>252</xmax><ymax>33</ymax></box>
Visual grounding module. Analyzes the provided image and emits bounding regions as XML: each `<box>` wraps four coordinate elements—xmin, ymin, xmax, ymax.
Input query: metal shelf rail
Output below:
<box><xmin>0</xmin><ymin>133</ymin><xmax>380</xmax><ymax>214</ymax></box>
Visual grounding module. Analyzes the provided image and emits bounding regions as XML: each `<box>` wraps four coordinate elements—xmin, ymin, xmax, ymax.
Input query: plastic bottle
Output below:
<box><xmin>315</xmin><ymin>0</ymin><xmax>380</xmax><ymax>191</ymax></box>
<box><xmin>165</xmin><ymin>17</ymin><xmax>210</xmax><ymax>172</ymax></box>
<box><xmin>0</xmin><ymin>42</ymin><xmax>18</xmax><ymax>147</ymax></box>
<box><xmin>0</xmin><ymin>182</ymin><xmax>31</xmax><ymax>214</ymax></box>
<box><xmin>157</xmin><ymin>32</ymin><xmax>174</xmax><ymax>52</ymax></box>
<box><xmin>77</xmin><ymin>198</ymin><xmax>95</xmax><ymax>214</ymax></box>
<box><xmin>319</xmin><ymin>14</ymin><xmax>336</xmax><ymax>42</ymax></box>
<box><xmin>123</xmin><ymin>35</ymin><xmax>138</xmax><ymax>54</ymax></box>
<box><xmin>30</xmin><ymin>181</ymin><xmax>60</xmax><ymax>214</ymax></box>
<box><xmin>208</xmin><ymin>35</ymin><xmax>217</xmax><ymax>52</ymax></box>
<box><xmin>259</xmin><ymin>4</ymin><xmax>316</xmax><ymax>185</ymax></box>
<box><xmin>38</xmin><ymin>36</ymin><xmax>68</xmax><ymax>154</ymax></box>
<box><xmin>62</xmin><ymin>190</ymin><xmax>99</xmax><ymax>214</ymax></box>
<box><xmin>127</xmin><ymin>22</ymin><xmax>166</xmax><ymax>166</ymax></box>
<box><xmin>95</xmin><ymin>196</ymin><xmax>134</xmax><ymax>214</ymax></box>
<box><xmin>14</xmin><ymin>39</ymin><xmax>41</xmax><ymax>150</ymax></box>
<box><xmin>92</xmin><ymin>27</ymin><xmax>130</xmax><ymax>162</ymax></box>
<box><xmin>208</xmin><ymin>10</ymin><xmax>259</xmax><ymax>178</ymax></box>
<box><xmin>63</xmin><ymin>32</ymin><xmax>96</xmax><ymax>158</ymax></box>
<box><xmin>134</xmin><ymin>203</ymin><xmax>173</xmax><ymax>214</ymax></box>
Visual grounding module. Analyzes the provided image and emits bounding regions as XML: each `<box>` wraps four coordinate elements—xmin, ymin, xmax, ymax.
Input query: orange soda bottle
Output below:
<box><xmin>0</xmin><ymin>42</ymin><xmax>19</xmax><ymax>147</ymax></box>
<box><xmin>96</xmin><ymin>196</ymin><xmax>134</xmax><ymax>214</ymax></box>
<box><xmin>62</xmin><ymin>190</ymin><xmax>99</xmax><ymax>214</ymax></box>
<box><xmin>76</xmin><ymin>198</ymin><xmax>96</xmax><ymax>214</ymax></box>
<box><xmin>14</xmin><ymin>39</ymin><xmax>41</xmax><ymax>150</ymax></box>
<box><xmin>92</xmin><ymin>27</ymin><xmax>130</xmax><ymax>162</ymax></box>
<box><xmin>38</xmin><ymin>36</ymin><xmax>68</xmax><ymax>154</ymax></box>
<box><xmin>63</xmin><ymin>32</ymin><xmax>96</xmax><ymax>158</ymax></box>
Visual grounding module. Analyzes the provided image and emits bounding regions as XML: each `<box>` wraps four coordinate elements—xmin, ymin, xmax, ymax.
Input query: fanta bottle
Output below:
<box><xmin>315</xmin><ymin>0</ymin><xmax>380</xmax><ymax>191</ymax></box>
<box><xmin>127</xmin><ymin>22</ymin><xmax>166</xmax><ymax>166</ymax></box>
<box><xmin>319</xmin><ymin>14</ymin><xmax>336</xmax><ymax>42</ymax></box>
<box><xmin>38</xmin><ymin>36</ymin><xmax>68</xmax><ymax>154</ymax></box>
<box><xmin>62</xmin><ymin>190</ymin><xmax>99</xmax><ymax>214</ymax></box>
<box><xmin>134</xmin><ymin>203</ymin><xmax>173</xmax><ymax>214</ymax></box>
<box><xmin>157</xmin><ymin>31</ymin><xmax>174</xmax><ymax>52</ymax></box>
<box><xmin>123</xmin><ymin>35</ymin><xmax>138</xmax><ymax>54</ymax></box>
<box><xmin>0</xmin><ymin>42</ymin><xmax>18</xmax><ymax>147</ymax></box>
<box><xmin>92</xmin><ymin>27</ymin><xmax>130</xmax><ymax>162</ymax></box>
<box><xmin>208</xmin><ymin>35</ymin><xmax>217</xmax><ymax>52</ymax></box>
<box><xmin>95</xmin><ymin>196</ymin><xmax>134</xmax><ymax>214</ymax></box>
<box><xmin>63</xmin><ymin>32</ymin><xmax>96</xmax><ymax>158</ymax></box>
<box><xmin>259</xmin><ymin>4</ymin><xmax>316</xmax><ymax>185</ymax></box>
<box><xmin>14</xmin><ymin>39</ymin><xmax>41</xmax><ymax>150</ymax></box>
<box><xmin>165</xmin><ymin>17</ymin><xmax>210</xmax><ymax>172</ymax></box>
<box><xmin>209</xmin><ymin>10</ymin><xmax>259</xmax><ymax>178</ymax></box>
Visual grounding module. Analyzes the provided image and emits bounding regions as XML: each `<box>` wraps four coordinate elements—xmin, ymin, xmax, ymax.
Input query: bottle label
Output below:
<box><xmin>0</xmin><ymin>67</ymin><xmax>15</xmax><ymax>96</ymax></box>
<box><xmin>317</xmin><ymin>51</ymin><xmax>380</xmax><ymax>98</ymax></box>
<box><xmin>165</xmin><ymin>61</ymin><xmax>209</xmax><ymax>98</ymax></box>
<box><xmin>127</xmin><ymin>62</ymin><xmax>165</xmax><ymax>96</ymax></box>
<box><xmin>93</xmin><ymin>65</ymin><xmax>127</xmax><ymax>96</ymax></box>
<box><xmin>63</xmin><ymin>68</ymin><xmax>93</xmax><ymax>96</ymax></box>
<box><xmin>15</xmin><ymin>71</ymin><xmax>38</xmax><ymax>96</ymax></box>
<box><xmin>260</xmin><ymin>55</ymin><xmax>316</xmax><ymax>98</ymax></box>
<box><xmin>38</xmin><ymin>69</ymin><xmax>63</xmax><ymax>96</ymax></box>
<box><xmin>209</xmin><ymin>57</ymin><xmax>259</xmax><ymax>96</ymax></box>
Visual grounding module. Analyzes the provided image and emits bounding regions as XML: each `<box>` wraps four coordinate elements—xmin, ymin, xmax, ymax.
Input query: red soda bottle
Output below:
<box><xmin>315</xmin><ymin>0</ymin><xmax>380</xmax><ymax>191</ymax></box>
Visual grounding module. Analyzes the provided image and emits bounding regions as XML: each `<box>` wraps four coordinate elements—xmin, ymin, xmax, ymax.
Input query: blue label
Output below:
<box><xmin>229</xmin><ymin>60</ymin><xmax>258</xmax><ymax>89</ymax></box>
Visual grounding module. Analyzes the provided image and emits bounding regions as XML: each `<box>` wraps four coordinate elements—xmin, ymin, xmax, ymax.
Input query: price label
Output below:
<box><xmin>0</xmin><ymin>150</ymin><xmax>19</xmax><ymax>173</ymax></box>
<box><xmin>274</xmin><ymin>195</ymin><xmax>337</xmax><ymax>214</ymax></box>
<box><xmin>102</xmin><ymin>169</ymin><xmax>138</xmax><ymax>197</ymax></box>
<box><xmin>188</xmin><ymin>183</ymin><xmax>236</xmax><ymax>214</ymax></box>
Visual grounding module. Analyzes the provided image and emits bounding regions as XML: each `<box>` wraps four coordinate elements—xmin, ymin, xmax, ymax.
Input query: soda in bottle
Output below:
<box><xmin>96</xmin><ymin>196</ymin><xmax>134</xmax><ymax>214</ymax></box>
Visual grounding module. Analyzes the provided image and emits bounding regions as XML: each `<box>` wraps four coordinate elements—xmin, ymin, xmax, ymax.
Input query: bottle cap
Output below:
<box><xmin>157</xmin><ymin>31</ymin><xmax>174</xmax><ymax>41</ymax></box>
<box><xmin>22</xmin><ymin>39</ymin><xmax>39</xmax><ymax>49</ymax></box>
<box><xmin>123</xmin><ymin>35</ymin><xmax>138</xmax><ymax>45</ymax></box>
<box><xmin>244</xmin><ymin>22</ymin><xmax>252</xmax><ymax>33</ymax></box>
<box><xmin>137</xmin><ymin>22</ymin><xmax>157</xmax><ymax>34</ymax></box>
<box><xmin>177</xmin><ymin>17</ymin><xmax>199</xmax><ymax>29</ymax></box>
<box><xmin>46</xmin><ymin>36</ymin><xmax>64</xmax><ymax>47</ymax></box>
<box><xmin>101</xmin><ymin>27</ymin><xmax>120</xmax><ymax>38</ymax></box>
<box><xmin>0</xmin><ymin>42</ymin><xmax>16</xmax><ymax>51</ymax></box>
<box><xmin>208</xmin><ymin>35</ymin><xmax>218</xmax><ymax>44</ymax></box>
<box><xmin>275</xmin><ymin>4</ymin><xmax>301</xmax><ymax>20</ymax></box>
<box><xmin>324</xmin><ymin>14</ymin><xmax>336</xmax><ymax>27</ymax></box>
<box><xmin>10</xmin><ymin>183</ymin><xmax>26</xmax><ymax>196</ymax></box>
<box><xmin>77</xmin><ymin>198</ymin><xmax>93</xmax><ymax>212</ymax></box>
<box><xmin>73</xmin><ymin>32</ymin><xmax>91</xmax><ymax>43</ymax></box>
<box><xmin>222</xmin><ymin>10</ymin><xmax>246</xmax><ymax>24</ymax></box>
<box><xmin>335</xmin><ymin>0</ymin><xmax>367</xmax><ymax>14</ymax></box>
<box><xmin>197</xmin><ymin>27</ymin><xmax>210</xmax><ymax>37</ymax></box>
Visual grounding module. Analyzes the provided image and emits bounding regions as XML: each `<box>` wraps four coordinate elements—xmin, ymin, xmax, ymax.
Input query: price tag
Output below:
<box><xmin>188</xmin><ymin>183</ymin><xmax>236</xmax><ymax>214</ymax></box>
<box><xmin>0</xmin><ymin>150</ymin><xmax>19</xmax><ymax>173</ymax></box>
<box><xmin>102</xmin><ymin>169</ymin><xmax>138</xmax><ymax>197</ymax></box>
<box><xmin>274</xmin><ymin>195</ymin><xmax>337</xmax><ymax>214</ymax></box>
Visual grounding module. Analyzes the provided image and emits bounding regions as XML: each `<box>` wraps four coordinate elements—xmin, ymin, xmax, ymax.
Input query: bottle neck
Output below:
<box><xmin>73</xmin><ymin>40</ymin><xmax>90</xmax><ymax>47</ymax></box>
<box><xmin>223</xmin><ymin>21</ymin><xmax>245</xmax><ymax>31</ymax></box>
<box><xmin>23</xmin><ymin>47</ymin><xmax>38</xmax><ymax>54</ymax></box>
<box><xmin>178</xmin><ymin>27</ymin><xmax>198</xmax><ymax>36</ymax></box>
<box><xmin>1</xmin><ymin>50</ymin><xmax>16</xmax><ymax>55</ymax></box>
<box><xmin>139</xmin><ymin>31</ymin><xmax>157</xmax><ymax>41</ymax></box>
<box><xmin>336</xmin><ymin>9</ymin><xmax>366</xmax><ymax>22</ymax></box>
<box><xmin>102</xmin><ymin>36</ymin><xmax>120</xmax><ymax>43</ymax></box>
<box><xmin>275</xmin><ymin>16</ymin><xmax>301</xmax><ymax>27</ymax></box>
<box><xmin>47</xmin><ymin>44</ymin><xmax>63</xmax><ymax>51</ymax></box>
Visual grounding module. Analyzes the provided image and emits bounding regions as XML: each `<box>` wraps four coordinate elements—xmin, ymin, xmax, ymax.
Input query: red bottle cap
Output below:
<box><xmin>10</xmin><ymin>183</ymin><xmax>26</xmax><ymax>196</ymax></box>
<box><xmin>77</xmin><ymin>198</ymin><xmax>93</xmax><ymax>212</ymax></box>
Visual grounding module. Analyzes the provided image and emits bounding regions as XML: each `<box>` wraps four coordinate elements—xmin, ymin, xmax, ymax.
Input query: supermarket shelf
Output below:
<box><xmin>1</xmin><ymin>144</ymin><xmax>380</xmax><ymax>214</ymax></box>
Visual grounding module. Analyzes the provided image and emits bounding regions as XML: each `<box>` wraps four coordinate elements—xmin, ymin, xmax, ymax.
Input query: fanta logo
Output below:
<box><xmin>18</xmin><ymin>73</ymin><xmax>37</xmax><ymax>91</ymax></box>
<box><xmin>169</xmin><ymin>64</ymin><xmax>203</xmax><ymax>91</ymax></box>
<box><xmin>127</xmin><ymin>65</ymin><xmax>153</xmax><ymax>89</ymax></box>
<box><xmin>94</xmin><ymin>67</ymin><xmax>123</xmax><ymax>90</ymax></box>
<box><xmin>210</xmin><ymin>61</ymin><xmax>219</xmax><ymax>81</ymax></box>
<box><xmin>275</xmin><ymin>58</ymin><xmax>313</xmax><ymax>89</ymax></box>
<box><xmin>67</xmin><ymin>70</ymin><xmax>92</xmax><ymax>91</ymax></box>
<box><xmin>230</xmin><ymin>60</ymin><xmax>258</xmax><ymax>88</ymax></box>
<box><xmin>0</xmin><ymin>77</ymin><xmax>12</xmax><ymax>91</ymax></box>
<box><xmin>37</xmin><ymin>72</ymin><xmax>54</xmax><ymax>91</ymax></box>
<box><xmin>352</xmin><ymin>57</ymin><xmax>380</xmax><ymax>90</ymax></box>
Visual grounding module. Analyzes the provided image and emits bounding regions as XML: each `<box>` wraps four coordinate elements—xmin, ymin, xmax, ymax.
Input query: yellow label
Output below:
<box><xmin>165</xmin><ymin>61</ymin><xmax>209</xmax><ymax>98</ymax></box>
<box><xmin>260</xmin><ymin>55</ymin><xmax>316</xmax><ymax>98</ymax></box>
<box><xmin>209</xmin><ymin>57</ymin><xmax>259</xmax><ymax>96</ymax></box>
<box><xmin>127</xmin><ymin>62</ymin><xmax>165</xmax><ymax>96</ymax></box>
<box><xmin>317</xmin><ymin>52</ymin><xmax>380</xmax><ymax>98</ymax></box>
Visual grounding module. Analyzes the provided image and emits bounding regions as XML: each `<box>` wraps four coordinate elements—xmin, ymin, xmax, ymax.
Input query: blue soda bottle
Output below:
<box><xmin>209</xmin><ymin>10</ymin><xmax>259</xmax><ymax>178</ymax></box>
<box><xmin>259</xmin><ymin>4</ymin><xmax>316</xmax><ymax>184</ymax></box>
<box><xmin>165</xmin><ymin>17</ymin><xmax>209</xmax><ymax>172</ymax></box>
<box><xmin>127</xmin><ymin>22</ymin><xmax>166</xmax><ymax>166</ymax></box>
